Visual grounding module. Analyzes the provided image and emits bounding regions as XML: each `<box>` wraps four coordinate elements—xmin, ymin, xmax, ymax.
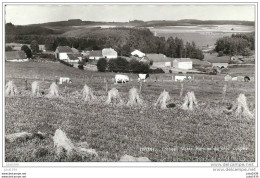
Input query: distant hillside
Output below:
<box><xmin>5</xmin><ymin>23</ymin><xmax>63</xmax><ymax>35</ymax></box>
<box><xmin>27</xmin><ymin>19</ymin><xmax>254</xmax><ymax>28</ymax></box>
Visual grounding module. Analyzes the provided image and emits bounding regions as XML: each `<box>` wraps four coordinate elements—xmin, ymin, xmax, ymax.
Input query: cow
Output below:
<box><xmin>115</xmin><ymin>74</ymin><xmax>129</xmax><ymax>84</ymax></box>
<box><xmin>138</xmin><ymin>74</ymin><xmax>149</xmax><ymax>82</ymax></box>
<box><xmin>59</xmin><ymin>77</ymin><xmax>71</xmax><ymax>84</ymax></box>
<box><xmin>244</xmin><ymin>76</ymin><xmax>250</xmax><ymax>82</ymax></box>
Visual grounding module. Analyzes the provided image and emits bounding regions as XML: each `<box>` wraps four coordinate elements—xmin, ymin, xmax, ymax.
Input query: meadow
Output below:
<box><xmin>5</xmin><ymin>62</ymin><xmax>256</xmax><ymax>162</ymax></box>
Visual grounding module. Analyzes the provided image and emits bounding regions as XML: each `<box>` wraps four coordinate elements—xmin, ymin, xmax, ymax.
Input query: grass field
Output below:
<box><xmin>5</xmin><ymin>62</ymin><xmax>256</xmax><ymax>162</ymax></box>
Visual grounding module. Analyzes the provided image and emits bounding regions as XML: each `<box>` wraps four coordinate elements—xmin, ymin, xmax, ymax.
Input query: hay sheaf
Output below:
<box><xmin>105</xmin><ymin>88</ymin><xmax>124</xmax><ymax>106</ymax></box>
<box><xmin>45</xmin><ymin>82</ymin><xmax>59</xmax><ymax>98</ymax></box>
<box><xmin>181</xmin><ymin>91</ymin><xmax>198</xmax><ymax>110</ymax></box>
<box><xmin>5</xmin><ymin>80</ymin><xmax>18</xmax><ymax>97</ymax></box>
<box><xmin>126</xmin><ymin>87</ymin><xmax>143</xmax><ymax>107</ymax></box>
<box><xmin>154</xmin><ymin>90</ymin><xmax>171</xmax><ymax>109</ymax></box>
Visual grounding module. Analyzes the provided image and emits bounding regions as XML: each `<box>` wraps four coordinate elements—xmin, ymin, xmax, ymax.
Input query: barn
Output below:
<box><xmin>55</xmin><ymin>46</ymin><xmax>73</xmax><ymax>60</ymax></box>
<box><xmin>102</xmin><ymin>48</ymin><xmax>118</xmax><ymax>59</ymax></box>
<box><xmin>5</xmin><ymin>51</ymin><xmax>28</xmax><ymax>62</ymax></box>
<box><xmin>89</xmin><ymin>50</ymin><xmax>103</xmax><ymax>60</ymax></box>
<box><xmin>208</xmin><ymin>56</ymin><xmax>230</xmax><ymax>68</ymax></box>
<box><xmin>172</xmin><ymin>58</ymin><xmax>193</xmax><ymax>70</ymax></box>
<box><xmin>146</xmin><ymin>53</ymin><xmax>171</xmax><ymax>68</ymax></box>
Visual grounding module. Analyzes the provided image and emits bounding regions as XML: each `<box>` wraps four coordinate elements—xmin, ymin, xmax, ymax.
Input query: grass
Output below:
<box><xmin>5</xmin><ymin>62</ymin><xmax>256</xmax><ymax>162</ymax></box>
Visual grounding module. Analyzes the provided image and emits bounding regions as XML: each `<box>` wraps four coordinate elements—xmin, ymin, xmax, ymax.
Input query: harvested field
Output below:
<box><xmin>5</xmin><ymin>62</ymin><xmax>255</xmax><ymax>162</ymax></box>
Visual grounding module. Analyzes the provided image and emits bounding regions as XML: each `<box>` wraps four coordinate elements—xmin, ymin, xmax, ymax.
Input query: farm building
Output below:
<box><xmin>67</xmin><ymin>54</ymin><xmax>82</xmax><ymax>63</ymax></box>
<box><xmin>55</xmin><ymin>46</ymin><xmax>73</xmax><ymax>60</ymax></box>
<box><xmin>208</xmin><ymin>56</ymin><xmax>230</xmax><ymax>68</ymax></box>
<box><xmin>146</xmin><ymin>53</ymin><xmax>171</xmax><ymax>68</ymax></box>
<box><xmin>131</xmin><ymin>50</ymin><xmax>145</xmax><ymax>58</ymax></box>
<box><xmin>102</xmin><ymin>48</ymin><xmax>118</xmax><ymax>59</ymax></box>
<box><xmin>89</xmin><ymin>50</ymin><xmax>103</xmax><ymax>60</ymax></box>
<box><xmin>172</xmin><ymin>58</ymin><xmax>193</xmax><ymax>70</ymax></box>
<box><xmin>5</xmin><ymin>51</ymin><xmax>28</xmax><ymax>62</ymax></box>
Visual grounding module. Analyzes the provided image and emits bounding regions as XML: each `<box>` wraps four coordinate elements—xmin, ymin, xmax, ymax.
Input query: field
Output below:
<box><xmin>5</xmin><ymin>62</ymin><xmax>256</xmax><ymax>162</ymax></box>
<box><xmin>149</xmin><ymin>25</ymin><xmax>255</xmax><ymax>47</ymax></box>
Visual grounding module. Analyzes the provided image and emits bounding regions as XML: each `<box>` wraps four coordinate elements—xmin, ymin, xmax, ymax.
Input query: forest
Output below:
<box><xmin>215</xmin><ymin>32</ymin><xmax>255</xmax><ymax>56</ymax></box>
<box><xmin>6</xmin><ymin>23</ymin><xmax>204</xmax><ymax>60</ymax></box>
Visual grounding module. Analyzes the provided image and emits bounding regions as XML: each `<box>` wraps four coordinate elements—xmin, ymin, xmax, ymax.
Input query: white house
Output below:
<box><xmin>55</xmin><ymin>46</ymin><xmax>73</xmax><ymax>60</ymax></box>
<box><xmin>172</xmin><ymin>58</ymin><xmax>193</xmax><ymax>70</ymax></box>
<box><xmin>102</xmin><ymin>48</ymin><xmax>117</xmax><ymax>59</ymax></box>
<box><xmin>131</xmin><ymin>50</ymin><xmax>145</xmax><ymax>58</ymax></box>
<box><xmin>5</xmin><ymin>51</ymin><xmax>28</xmax><ymax>62</ymax></box>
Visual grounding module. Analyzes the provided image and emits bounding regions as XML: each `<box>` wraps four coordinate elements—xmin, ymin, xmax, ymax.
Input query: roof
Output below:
<box><xmin>206</xmin><ymin>56</ymin><xmax>230</xmax><ymax>63</ymax></box>
<box><xmin>174</xmin><ymin>58</ymin><xmax>192</xmax><ymax>62</ymax></box>
<box><xmin>5</xmin><ymin>51</ymin><xmax>27</xmax><ymax>60</ymax></box>
<box><xmin>102</xmin><ymin>48</ymin><xmax>117</xmax><ymax>56</ymax></box>
<box><xmin>56</xmin><ymin>46</ymin><xmax>73</xmax><ymax>53</ymax></box>
<box><xmin>131</xmin><ymin>50</ymin><xmax>145</xmax><ymax>57</ymax></box>
<box><xmin>71</xmin><ymin>48</ymin><xmax>79</xmax><ymax>53</ymax></box>
<box><xmin>146</xmin><ymin>53</ymin><xmax>170</xmax><ymax>62</ymax></box>
<box><xmin>89</xmin><ymin>50</ymin><xmax>102</xmax><ymax>57</ymax></box>
<box><xmin>67</xmin><ymin>53</ymin><xmax>81</xmax><ymax>60</ymax></box>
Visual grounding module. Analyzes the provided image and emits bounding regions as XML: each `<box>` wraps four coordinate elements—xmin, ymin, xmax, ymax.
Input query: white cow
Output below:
<box><xmin>115</xmin><ymin>74</ymin><xmax>129</xmax><ymax>84</ymax></box>
<box><xmin>59</xmin><ymin>77</ymin><xmax>71</xmax><ymax>84</ymax></box>
<box><xmin>138</xmin><ymin>74</ymin><xmax>149</xmax><ymax>82</ymax></box>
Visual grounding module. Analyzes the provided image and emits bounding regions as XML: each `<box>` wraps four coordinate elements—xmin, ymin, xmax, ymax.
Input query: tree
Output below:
<box><xmin>21</xmin><ymin>45</ymin><xmax>32</xmax><ymax>58</ymax></box>
<box><xmin>108</xmin><ymin>57</ymin><xmax>129</xmax><ymax>72</ymax></box>
<box><xmin>5</xmin><ymin>46</ymin><xmax>13</xmax><ymax>51</ymax></box>
<box><xmin>97</xmin><ymin>58</ymin><xmax>107</xmax><ymax>72</ymax></box>
<box><xmin>30</xmin><ymin>40</ymin><xmax>39</xmax><ymax>53</ymax></box>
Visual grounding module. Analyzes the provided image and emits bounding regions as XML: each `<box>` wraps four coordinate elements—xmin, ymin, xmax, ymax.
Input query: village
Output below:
<box><xmin>5</xmin><ymin>42</ymin><xmax>255</xmax><ymax>83</ymax></box>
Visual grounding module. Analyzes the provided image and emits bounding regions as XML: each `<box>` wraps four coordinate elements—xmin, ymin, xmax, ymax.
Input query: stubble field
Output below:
<box><xmin>5</xmin><ymin>62</ymin><xmax>256</xmax><ymax>162</ymax></box>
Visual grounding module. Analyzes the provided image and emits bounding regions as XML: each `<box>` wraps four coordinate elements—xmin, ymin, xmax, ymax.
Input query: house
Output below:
<box><xmin>55</xmin><ymin>46</ymin><xmax>73</xmax><ymax>60</ymax></box>
<box><xmin>102</xmin><ymin>48</ymin><xmax>117</xmax><ymax>59</ymax></box>
<box><xmin>5</xmin><ymin>51</ymin><xmax>28</xmax><ymax>62</ymax></box>
<box><xmin>131</xmin><ymin>50</ymin><xmax>145</xmax><ymax>58</ymax></box>
<box><xmin>89</xmin><ymin>50</ymin><xmax>103</xmax><ymax>60</ymax></box>
<box><xmin>146</xmin><ymin>53</ymin><xmax>171</xmax><ymax>68</ymax></box>
<box><xmin>67</xmin><ymin>54</ymin><xmax>82</xmax><ymax>63</ymax></box>
<box><xmin>172</xmin><ymin>58</ymin><xmax>193</xmax><ymax>70</ymax></box>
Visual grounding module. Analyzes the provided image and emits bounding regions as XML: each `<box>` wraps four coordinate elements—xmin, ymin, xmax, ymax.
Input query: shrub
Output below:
<box><xmin>149</xmin><ymin>68</ymin><xmax>165</xmax><ymax>74</ymax></box>
<box><xmin>129</xmin><ymin>59</ymin><xmax>150</xmax><ymax>73</ymax></box>
<box><xmin>108</xmin><ymin>57</ymin><xmax>129</xmax><ymax>72</ymax></box>
<box><xmin>78</xmin><ymin>64</ymin><xmax>84</xmax><ymax>70</ymax></box>
<box><xmin>97</xmin><ymin>58</ymin><xmax>107</xmax><ymax>72</ymax></box>
<box><xmin>218</xmin><ymin>51</ymin><xmax>224</xmax><ymax>57</ymax></box>
<box><xmin>169</xmin><ymin>70</ymin><xmax>172</xmax><ymax>73</ymax></box>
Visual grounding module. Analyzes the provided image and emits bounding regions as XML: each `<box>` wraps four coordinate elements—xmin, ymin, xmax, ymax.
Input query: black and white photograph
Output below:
<box><xmin>1</xmin><ymin>1</ymin><xmax>259</xmax><ymax>177</ymax></box>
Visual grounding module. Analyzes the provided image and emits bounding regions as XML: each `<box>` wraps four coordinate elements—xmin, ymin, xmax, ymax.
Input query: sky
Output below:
<box><xmin>5</xmin><ymin>4</ymin><xmax>255</xmax><ymax>25</ymax></box>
